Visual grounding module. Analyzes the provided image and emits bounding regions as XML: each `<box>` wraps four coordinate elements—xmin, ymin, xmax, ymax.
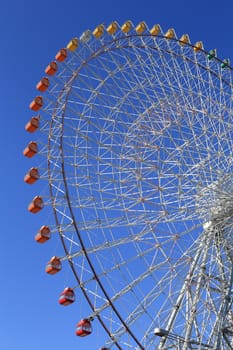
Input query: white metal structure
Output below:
<box><xmin>25</xmin><ymin>21</ymin><xmax>233</xmax><ymax>350</ymax></box>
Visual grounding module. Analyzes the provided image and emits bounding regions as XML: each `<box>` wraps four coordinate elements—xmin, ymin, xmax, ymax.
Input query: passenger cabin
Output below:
<box><xmin>66</xmin><ymin>38</ymin><xmax>78</xmax><ymax>52</ymax></box>
<box><xmin>25</xmin><ymin>116</ymin><xmax>40</xmax><ymax>133</ymax></box>
<box><xmin>35</xmin><ymin>225</ymin><xmax>51</xmax><ymax>243</ymax></box>
<box><xmin>29</xmin><ymin>96</ymin><xmax>43</xmax><ymax>111</ymax></box>
<box><xmin>165</xmin><ymin>28</ymin><xmax>176</xmax><ymax>39</ymax></box>
<box><xmin>121</xmin><ymin>20</ymin><xmax>132</xmax><ymax>33</ymax></box>
<box><xmin>80</xmin><ymin>30</ymin><xmax>91</xmax><ymax>43</ymax></box>
<box><xmin>28</xmin><ymin>196</ymin><xmax>44</xmax><ymax>213</ymax></box>
<box><xmin>93</xmin><ymin>25</ymin><xmax>104</xmax><ymax>38</ymax></box>
<box><xmin>24</xmin><ymin>167</ymin><xmax>40</xmax><ymax>184</ymax></box>
<box><xmin>136</xmin><ymin>21</ymin><xmax>146</xmax><ymax>34</ymax></box>
<box><xmin>45</xmin><ymin>61</ymin><xmax>58</xmax><ymax>76</ymax></box>
<box><xmin>179</xmin><ymin>34</ymin><xmax>190</xmax><ymax>46</ymax></box>
<box><xmin>221</xmin><ymin>58</ymin><xmax>230</xmax><ymax>68</ymax></box>
<box><xmin>46</xmin><ymin>256</ymin><xmax>61</xmax><ymax>275</ymax></box>
<box><xmin>208</xmin><ymin>49</ymin><xmax>217</xmax><ymax>60</ymax></box>
<box><xmin>150</xmin><ymin>24</ymin><xmax>161</xmax><ymax>36</ymax></box>
<box><xmin>76</xmin><ymin>319</ymin><xmax>92</xmax><ymax>337</ymax></box>
<box><xmin>36</xmin><ymin>77</ymin><xmax>50</xmax><ymax>92</ymax></box>
<box><xmin>23</xmin><ymin>141</ymin><xmax>38</xmax><ymax>158</ymax></box>
<box><xmin>55</xmin><ymin>48</ymin><xmax>67</xmax><ymax>62</ymax></box>
<box><xmin>193</xmin><ymin>41</ymin><xmax>203</xmax><ymax>52</ymax></box>
<box><xmin>59</xmin><ymin>287</ymin><xmax>75</xmax><ymax>306</ymax></box>
<box><xmin>107</xmin><ymin>22</ymin><xmax>118</xmax><ymax>35</ymax></box>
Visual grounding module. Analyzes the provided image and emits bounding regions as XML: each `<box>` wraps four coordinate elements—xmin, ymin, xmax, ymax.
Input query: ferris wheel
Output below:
<box><xmin>23</xmin><ymin>20</ymin><xmax>233</xmax><ymax>350</ymax></box>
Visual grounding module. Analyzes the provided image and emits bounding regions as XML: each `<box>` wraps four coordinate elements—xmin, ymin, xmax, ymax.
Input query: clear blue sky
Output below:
<box><xmin>1</xmin><ymin>0</ymin><xmax>233</xmax><ymax>349</ymax></box>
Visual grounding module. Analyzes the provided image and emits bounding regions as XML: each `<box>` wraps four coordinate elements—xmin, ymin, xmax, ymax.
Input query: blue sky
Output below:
<box><xmin>1</xmin><ymin>0</ymin><xmax>233</xmax><ymax>349</ymax></box>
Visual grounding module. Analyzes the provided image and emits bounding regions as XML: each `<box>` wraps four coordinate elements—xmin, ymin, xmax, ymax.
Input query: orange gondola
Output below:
<box><xmin>35</xmin><ymin>225</ymin><xmax>51</xmax><ymax>243</ymax></box>
<box><xmin>55</xmin><ymin>48</ymin><xmax>67</xmax><ymax>62</ymax></box>
<box><xmin>36</xmin><ymin>77</ymin><xmax>50</xmax><ymax>92</ymax></box>
<box><xmin>29</xmin><ymin>96</ymin><xmax>43</xmax><ymax>111</ymax></box>
<box><xmin>23</xmin><ymin>141</ymin><xmax>38</xmax><ymax>158</ymax></box>
<box><xmin>25</xmin><ymin>116</ymin><xmax>40</xmax><ymax>133</ymax></box>
<box><xmin>24</xmin><ymin>167</ymin><xmax>40</xmax><ymax>184</ymax></box>
<box><xmin>76</xmin><ymin>319</ymin><xmax>92</xmax><ymax>337</ymax></box>
<box><xmin>45</xmin><ymin>256</ymin><xmax>62</xmax><ymax>275</ymax></box>
<box><xmin>45</xmin><ymin>61</ymin><xmax>58</xmax><ymax>76</ymax></box>
<box><xmin>28</xmin><ymin>196</ymin><xmax>44</xmax><ymax>213</ymax></box>
<box><xmin>59</xmin><ymin>287</ymin><xmax>75</xmax><ymax>306</ymax></box>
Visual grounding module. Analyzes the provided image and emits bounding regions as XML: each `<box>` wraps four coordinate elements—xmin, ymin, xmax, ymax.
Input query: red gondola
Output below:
<box><xmin>55</xmin><ymin>48</ymin><xmax>67</xmax><ymax>62</ymax></box>
<box><xmin>24</xmin><ymin>167</ymin><xmax>40</xmax><ymax>184</ymax></box>
<box><xmin>25</xmin><ymin>116</ymin><xmax>40</xmax><ymax>133</ymax></box>
<box><xmin>45</xmin><ymin>256</ymin><xmax>62</xmax><ymax>275</ymax></box>
<box><xmin>45</xmin><ymin>61</ymin><xmax>58</xmax><ymax>76</ymax></box>
<box><xmin>35</xmin><ymin>225</ymin><xmax>51</xmax><ymax>243</ymax></box>
<box><xmin>76</xmin><ymin>319</ymin><xmax>92</xmax><ymax>337</ymax></box>
<box><xmin>36</xmin><ymin>77</ymin><xmax>50</xmax><ymax>92</ymax></box>
<box><xmin>23</xmin><ymin>141</ymin><xmax>38</xmax><ymax>158</ymax></box>
<box><xmin>59</xmin><ymin>287</ymin><xmax>75</xmax><ymax>306</ymax></box>
<box><xmin>29</xmin><ymin>96</ymin><xmax>43</xmax><ymax>111</ymax></box>
<box><xmin>28</xmin><ymin>196</ymin><xmax>43</xmax><ymax>213</ymax></box>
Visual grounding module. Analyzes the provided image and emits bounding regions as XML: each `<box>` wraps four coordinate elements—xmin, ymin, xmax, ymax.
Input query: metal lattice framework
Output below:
<box><xmin>24</xmin><ymin>21</ymin><xmax>233</xmax><ymax>350</ymax></box>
